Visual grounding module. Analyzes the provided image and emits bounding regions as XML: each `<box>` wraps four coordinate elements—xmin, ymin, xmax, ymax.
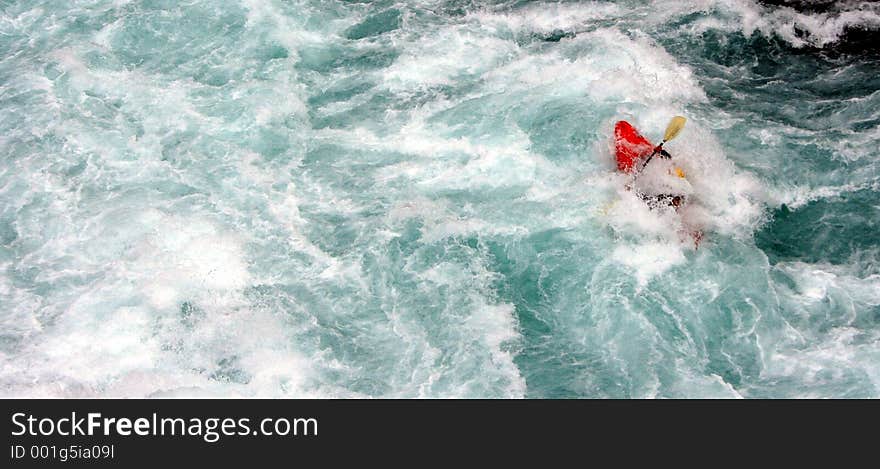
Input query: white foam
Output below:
<box><xmin>133</xmin><ymin>210</ymin><xmax>251</xmax><ymax>307</ymax></box>
<box><xmin>386</xmin><ymin>197</ymin><xmax>527</xmax><ymax>243</ymax></box>
<box><xmin>383</xmin><ymin>25</ymin><xmax>517</xmax><ymax>91</ymax></box>
<box><xmin>755</xmin><ymin>260</ymin><xmax>880</xmax><ymax>394</ymax></box>
<box><xmin>465</xmin><ymin>1</ymin><xmax>622</xmax><ymax>37</ymax></box>
<box><xmin>777</xmin><ymin>261</ymin><xmax>880</xmax><ymax>309</ymax></box>
<box><xmin>612</xmin><ymin>240</ymin><xmax>687</xmax><ymax>286</ymax></box>
<box><xmin>0</xmin><ymin>205</ymin><xmax>330</xmax><ymax>397</ymax></box>
<box><xmin>320</xmin><ymin>121</ymin><xmax>559</xmax><ymax>195</ymax></box>
<box><xmin>481</xmin><ymin>28</ymin><xmax>707</xmax><ymax>106</ymax></box>
<box><xmin>409</xmin><ymin>257</ymin><xmax>526</xmax><ymax>398</ymax></box>
<box><xmin>241</xmin><ymin>0</ymin><xmax>326</xmax><ymax>53</ymax></box>
<box><xmin>770</xmin><ymin>182</ymin><xmax>873</xmax><ymax>209</ymax></box>
<box><xmin>675</xmin><ymin>0</ymin><xmax>880</xmax><ymax>48</ymax></box>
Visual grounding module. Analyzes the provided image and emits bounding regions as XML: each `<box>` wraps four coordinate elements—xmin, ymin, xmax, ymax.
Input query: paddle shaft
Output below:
<box><xmin>638</xmin><ymin>140</ymin><xmax>667</xmax><ymax>173</ymax></box>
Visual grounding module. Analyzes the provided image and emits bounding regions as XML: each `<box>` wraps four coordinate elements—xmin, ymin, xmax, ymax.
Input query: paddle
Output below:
<box><xmin>638</xmin><ymin>116</ymin><xmax>687</xmax><ymax>172</ymax></box>
<box><xmin>663</xmin><ymin>116</ymin><xmax>686</xmax><ymax>143</ymax></box>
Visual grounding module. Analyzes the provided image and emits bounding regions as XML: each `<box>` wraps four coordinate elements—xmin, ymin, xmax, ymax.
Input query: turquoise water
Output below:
<box><xmin>1</xmin><ymin>0</ymin><xmax>878</xmax><ymax>397</ymax></box>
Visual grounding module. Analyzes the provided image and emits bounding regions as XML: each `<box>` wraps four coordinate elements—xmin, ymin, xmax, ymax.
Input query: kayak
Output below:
<box><xmin>613</xmin><ymin>120</ymin><xmax>654</xmax><ymax>173</ymax></box>
<box><xmin>612</xmin><ymin>119</ymin><xmax>704</xmax><ymax>247</ymax></box>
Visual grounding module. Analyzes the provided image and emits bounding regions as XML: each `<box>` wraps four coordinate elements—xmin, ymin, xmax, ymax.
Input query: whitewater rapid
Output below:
<box><xmin>1</xmin><ymin>0</ymin><xmax>878</xmax><ymax>397</ymax></box>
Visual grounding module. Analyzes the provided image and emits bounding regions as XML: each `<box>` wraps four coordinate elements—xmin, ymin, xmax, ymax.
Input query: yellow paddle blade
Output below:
<box><xmin>663</xmin><ymin>116</ymin><xmax>686</xmax><ymax>142</ymax></box>
<box><xmin>674</xmin><ymin>167</ymin><xmax>686</xmax><ymax>178</ymax></box>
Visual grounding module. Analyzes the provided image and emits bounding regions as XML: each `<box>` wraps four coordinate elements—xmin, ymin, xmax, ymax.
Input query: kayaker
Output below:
<box><xmin>635</xmin><ymin>144</ymin><xmax>688</xmax><ymax>210</ymax></box>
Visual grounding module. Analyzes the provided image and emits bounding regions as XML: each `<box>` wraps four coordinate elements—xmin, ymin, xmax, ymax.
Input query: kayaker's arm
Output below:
<box><xmin>637</xmin><ymin>144</ymin><xmax>671</xmax><ymax>173</ymax></box>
